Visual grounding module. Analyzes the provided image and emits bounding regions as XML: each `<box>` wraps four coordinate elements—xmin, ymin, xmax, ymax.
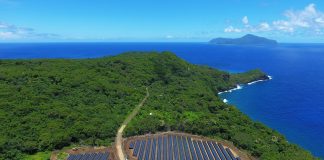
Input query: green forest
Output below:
<box><xmin>0</xmin><ymin>52</ymin><xmax>315</xmax><ymax>159</ymax></box>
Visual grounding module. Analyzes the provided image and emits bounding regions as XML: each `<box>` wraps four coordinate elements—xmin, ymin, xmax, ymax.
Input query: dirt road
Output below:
<box><xmin>115</xmin><ymin>87</ymin><xmax>149</xmax><ymax>160</ymax></box>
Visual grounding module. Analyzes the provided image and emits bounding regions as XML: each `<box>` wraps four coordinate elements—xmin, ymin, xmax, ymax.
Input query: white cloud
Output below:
<box><xmin>224</xmin><ymin>3</ymin><xmax>324</xmax><ymax>35</ymax></box>
<box><xmin>224</xmin><ymin>26</ymin><xmax>242</xmax><ymax>33</ymax></box>
<box><xmin>165</xmin><ymin>35</ymin><xmax>174</xmax><ymax>39</ymax></box>
<box><xmin>0</xmin><ymin>22</ymin><xmax>59</xmax><ymax>40</ymax></box>
<box><xmin>258</xmin><ymin>22</ymin><xmax>271</xmax><ymax>31</ymax></box>
<box><xmin>242</xmin><ymin>16</ymin><xmax>249</xmax><ymax>25</ymax></box>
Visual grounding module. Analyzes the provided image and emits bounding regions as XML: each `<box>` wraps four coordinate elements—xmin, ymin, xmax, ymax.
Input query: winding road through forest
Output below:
<box><xmin>115</xmin><ymin>87</ymin><xmax>149</xmax><ymax>160</ymax></box>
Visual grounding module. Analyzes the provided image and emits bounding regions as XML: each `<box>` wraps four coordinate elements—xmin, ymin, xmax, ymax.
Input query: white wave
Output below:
<box><xmin>223</xmin><ymin>99</ymin><xmax>228</xmax><ymax>103</ymax></box>
<box><xmin>218</xmin><ymin>85</ymin><xmax>243</xmax><ymax>95</ymax></box>
<box><xmin>248</xmin><ymin>79</ymin><xmax>264</xmax><ymax>85</ymax></box>
<box><xmin>268</xmin><ymin>75</ymin><xmax>273</xmax><ymax>80</ymax></box>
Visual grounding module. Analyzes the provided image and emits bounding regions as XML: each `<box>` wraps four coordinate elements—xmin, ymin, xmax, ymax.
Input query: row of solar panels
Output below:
<box><xmin>129</xmin><ymin>135</ymin><xmax>240</xmax><ymax>160</ymax></box>
<box><xmin>67</xmin><ymin>152</ymin><xmax>109</xmax><ymax>160</ymax></box>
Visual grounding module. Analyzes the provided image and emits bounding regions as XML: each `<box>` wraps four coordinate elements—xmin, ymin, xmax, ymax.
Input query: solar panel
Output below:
<box><xmin>213</xmin><ymin>142</ymin><xmax>226</xmax><ymax>160</ymax></box>
<box><xmin>87</xmin><ymin>153</ymin><xmax>93</xmax><ymax>160</ymax></box>
<box><xmin>203</xmin><ymin>141</ymin><xmax>214</xmax><ymax>160</ymax></box>
<box><xmin>144</xmin><ymin>138</ymin><xmax>152</xmax><ymax>160</ymax></box>
<box><xmin>178</xmin><ymin>136</ymin><xmax>185</xmax><ymax>160</ymax></box>
<box><xmin>138</xmin><ymin>140</ymin><xmax>147</xmax><ymax>160</ymax></box>
<box><xmin>198</xmin><ymin>141</ymin><xmax>209</xmax><ymax>160</ymax></box>
<box><xmin>218</xmin><ymin>144</ymin><xmax>232</xmax><ymax>160</ymax></box>
<box><xmin>86</xmin><ymin>153</ymin><xmax>92</xmax><ymax>160</ymax></box>
<box><xmin>193</xmin><ymin>141</ymin><xmax>203</xmax><ymax>160</ymax></box>
<box><xmin>92</xmin><ymin>153</ymin><xmax>100</xmax><ymax>160</ymax></box>
<box><xmin>96</xmin><ymin>152</ymin><xmax>103</xmax><ymax>160</ymax></box>
<box><xmin>188</xmin><ymin>137</ymin><xmax>197</xmax><ymax>160</ymax></box>
<box><xmin>150</xmin><ymin>138</ymin><xmax>157</xmax><ymax>160</ymax></box>
<box><xmin>208</xmin><ymin>141</ymin><xmax>221</xmax><ymax>160</ymax></box>
<box><xmin>168</xmin><ymin>135</ymin><xmax>173</xmax><ymax>160</ymax></box>
<box><xmin>101</xmin><ymin>152</ymin><xmax>109</xmax><ymax>160</ymax></box>
<box><xmin>163</xmin><ymin>136</ymin><xmax>168</xmax><ymax>160</ymax></box>
<box><xmin>79</xmin><ymin>154</ymin><xmax>86</xmax><ymax>160</ymax></box>
<box><xmin>157</xmin><ymin>136</ymin><xmax>162</xmax><ymax>160</ymax></box>
<box><xmin>173</xmin><ymin>136</ymin><xmax>179</xmax><ymax>160</ymax></box>
<box><xmin>226</xmin><ymin>148</ymin><xmax>236</xmax><ymax>160</ymax></box>
<box><xmin>133</xmin><ymin>140</ymin><xmax>141</xmax><ymax>156</ymax></box>
<box><xmin>182</xmin><ymin>136</ymin><xmax>191</xmax><ymax>160</ymax></box>
<box><xmin>127</xmin><ymin>134</ymin><xmax>241</xmax><ymax>160</ymax></box>
<box><xmin>67</xmin><ymin>155</ymin><xmax>74</xmax><ymax>160</ymax></box>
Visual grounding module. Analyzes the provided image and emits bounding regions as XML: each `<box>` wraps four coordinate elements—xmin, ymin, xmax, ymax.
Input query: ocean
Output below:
<box><xmin>0</xmin><ymin>42</ymin><xmax>324</xmax><ymax>158</ymax></box>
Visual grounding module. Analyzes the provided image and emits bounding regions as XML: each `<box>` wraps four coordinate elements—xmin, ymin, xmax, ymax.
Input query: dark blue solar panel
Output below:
<box><xmin>128</xmin><ymin>134</ymin><xmax>239</xmax><ymax>160</ymax></box>
<box><xmin>98</xmin><ymin>153</ymin><xmax>104</xmax><ymax>160</ymax></box>
<box><xmin>92</xmin><ymin>153</ymin><xmax>99</xmax><ymax>160</ymax></box>
<box><xmin>84</xmin><ymin>153</ymin><xmax>91</xmax><ymax>160</ymax></box>
<box><xmin>133</xmin><ymin>140</ymin><xmax>141</xmax><ymax>156</ymax></box>
<box><xmin>178</xmin><ymin>136</ymin><xmax>185</xmax><ymax>160</ymax></box>
<box><xmin>79</xmin><ymin>154</ymin><xmax>86</xmax><ymax>160</ymax></box>
<box><xmin>193</xmin><ymin>141</ymin><xmax>203</xmax><ymax>160</ymax></box>
<box><xmin>173</xmin><ymin>136</ymin><xmax>179</xmax><ymax>160</ymax></box>
<box><xmin>150</xmin><ymin>138</ymin><xmax>157</xmax><ymax>160</ymax></box>
<box><xmin>67</xmin><ymin>155</ymin><xmax>74</xmax><ymax>160</ymax></box>
<box><xmin>75</xmin><ymin>154</ymin><xmax>82</xmax><ymax>160</ymax></box>
<box><xmin>157</xmin><ymin>136</ymin><xmax>162</xmax><ymax>160</ymax></box>
<box><xmin>182</xmin><ymin>136</ymin><xmax>191</xmax><ymax>160</ymax></box>
<box><xmin>203</xmin><ymin>141</ymin><xmax>214</xmax><ymax>160</ymax></box>
<box><xmin>138</xmin><ymin>140</ymin><xmax>147</xmax><ymax>160</ymax></box>
<box><xmin>71</xmin><ymin>154</ymin><xmax>79</xmax><ymax>160</ymax></box>
<box><xmin>96</xmin><ymin>153</ymin><xmax>103</xmax><ymax>160</ymax></box>
<box><xmin>144</xmin><ymin>138</ymin><xmax>152</xmax><ymax>160</ymax></box>
<box><xmin>188</xmin><ymin>137</ymin><xmax>197</xmax><ymax>160</ymax></box>
<box><xmin>76</xmin><ymin>153</ymin><xmax>85</xmax><ymax>160</ymax></box>
<box><xmin>67</xmin><ymin>152</ymin><xmax>111</xmax><ymax>160</ymax></box>
<box><xmin>168</xmin><ymin>135</ymin><xmax>173</xmax><ymax>160</ymax></box>
<box><xmin>67</xmin><ymin>155</ymin><xmax>73</xmax><ymax>160</ymax></box>
<box><xmin>226</xmin><ymin>148</ymin><xmax>236</xmax><ymax>160</ymax></box>
<box><xmin>208</xmin><ymin>141</ymin><xmax>221</xmax><ymax>160</ymax></box>
<box><xmin>163</xmin><ymin>136</ymin><xmax>168</xmax><ymax>160</ymax></box>
<box><xmin>87</xmin><ymin>153</ymin><xmax>93</xmax><ymax>160</ymax></box>
<box><xmin>213</xmin><ymin>142</ymin><xmax>226</xmax><ymax>160</ymax></box>
<box><xmin>198</xmin><ymin>141</ymin><xmax>209</xmax><ymax>160</ymax></box>
<box><xmin>90</xmin><ymin>153</ymin><xmax>95</xmax><ymax>159</ymax></box>
<box><xmin>101</xmin><ymin>152</ymin><xmax>109</xmax><ymax>160</ymax></box>
<box><xmin>218</xmin><ymin>144</ymin><xmax>232</xmax><ymax>160</ymax></box>
<box><xmin>85</xmin><ymin>153</ymin><xmax>91</xmax><ymax>160</ymax></box>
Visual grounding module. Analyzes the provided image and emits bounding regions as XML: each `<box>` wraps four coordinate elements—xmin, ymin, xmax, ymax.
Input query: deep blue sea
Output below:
<box><xmin>1</xmin><ymin>43</ymin><xmax>324</xmax><ymax>158</ymax></box>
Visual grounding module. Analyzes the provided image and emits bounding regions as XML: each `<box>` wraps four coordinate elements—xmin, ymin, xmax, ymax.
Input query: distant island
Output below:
<box><xmin>210</xmin><ymin>34</ymin><xmax>278</xmax><ymax>45</ymax></box>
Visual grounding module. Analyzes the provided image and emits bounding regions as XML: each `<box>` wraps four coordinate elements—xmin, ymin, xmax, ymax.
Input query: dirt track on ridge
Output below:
<box><xmin>115</xmin><ymin>87</ymin><xmax>149</xmax><ymax>160</ymax></box>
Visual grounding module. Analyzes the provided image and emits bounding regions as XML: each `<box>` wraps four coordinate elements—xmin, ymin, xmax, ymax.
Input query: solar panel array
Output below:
<box><xmin>67</xmin><ymin>152</ymin><xmax>109</xmax><ymax>160</ymax></box>
<box><xmin>128</xmin><ymin>134</ymin><xmax>240</xmax><ymax>160</ymax></box>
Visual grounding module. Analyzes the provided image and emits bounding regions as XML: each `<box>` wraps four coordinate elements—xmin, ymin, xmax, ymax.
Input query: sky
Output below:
<box><xmin>1</xmin><ymin>0</ymin><xmax>324</xmax><ymax>42</ymax></box>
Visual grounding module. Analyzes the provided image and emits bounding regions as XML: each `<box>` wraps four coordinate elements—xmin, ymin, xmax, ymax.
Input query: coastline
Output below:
<box><xmin>219</xmin><ymin>75</ymin><xmax>272</xmax><ymax>103</ymax></box>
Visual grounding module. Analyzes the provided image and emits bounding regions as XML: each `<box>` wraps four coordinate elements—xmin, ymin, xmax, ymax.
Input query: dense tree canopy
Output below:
<box><xmin>0</xmin><ymin>52</ymin><xmax>315</xmax><ymax>159</ymax></box>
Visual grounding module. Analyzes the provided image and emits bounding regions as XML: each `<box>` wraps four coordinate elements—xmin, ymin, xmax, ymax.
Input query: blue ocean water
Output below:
<box><xmin>0</xmin><ymin>43</ymin><xmax>324</xmax><ymax>158</ymax></box>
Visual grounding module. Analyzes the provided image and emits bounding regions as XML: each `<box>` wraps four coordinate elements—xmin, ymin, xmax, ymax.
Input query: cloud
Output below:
<box><xmin>0</xmin><ymin>22</ymin><xmax>59</xmax><ymax>40</ymax></box>
<box><xmin>165</xmin><ymin>35</ymin><xmax>174</xmax><ymax>39</ymax></box>
<box><xmin>242</xmin><ymin>16</ymin><xmax>249</xmax><ymax>25</ymax></box>
<box><xmin>224</xmin><ymin>3</ymin><xmax>324</xmax><ymax>35</ymax></box>
<box><xmin>224</xmin><ymin>26</ymin><xmax>242</xmax><ymax>33</ymax></box>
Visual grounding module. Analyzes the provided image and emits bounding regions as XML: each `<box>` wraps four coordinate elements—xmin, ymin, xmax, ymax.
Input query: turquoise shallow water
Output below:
<box><xmin>1</xmin><ymin>43</ymin><xmax>324</xmax><ymax>158</ymax></box>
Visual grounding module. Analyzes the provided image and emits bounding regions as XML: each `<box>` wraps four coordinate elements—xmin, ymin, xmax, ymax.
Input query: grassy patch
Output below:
<box><xmin>24</xmin><ymin>151</ymin><xmax>51</xmax><ymax>160</ymax></box>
